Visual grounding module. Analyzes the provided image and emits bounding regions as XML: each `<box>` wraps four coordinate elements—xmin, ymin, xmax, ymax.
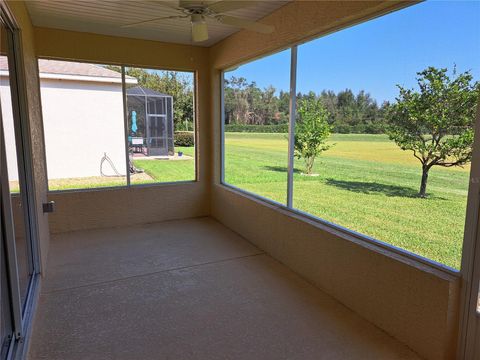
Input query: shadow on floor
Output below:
<box><xmin>325</xmin><ymin>178</ymin><xmax>433</xmax><ymax>199</ymax></box>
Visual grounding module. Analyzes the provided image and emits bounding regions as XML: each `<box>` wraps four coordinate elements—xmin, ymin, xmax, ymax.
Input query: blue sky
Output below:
<box><xmin>225</xmin><ymin>0</ymin><xmax>480</xmax><ymax>103</ymax></box>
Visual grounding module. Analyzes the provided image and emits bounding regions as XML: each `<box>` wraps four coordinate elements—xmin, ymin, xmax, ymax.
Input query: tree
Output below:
<box><xmin>106</xmin><ymin>66</ymin><xmax>194</xmax><ymax>131</ymax></box>
<box><xmin>294</xmin><ymin>97</ymin><xmax>333</xmax><ymax>175</ymax></box>
<box><xmin>224</xmin><ymin>77</ymin><xmax>250</xmax><ymax>124</ymax></box>
<box><xmin>278</xmin><ymin>90</ymin><xmax>290</xmax><ymax>122</ymax></box>
<box><xmin>387</xmin><ymin>67</ymin><xmax>479</xmax><ymax>197</ymax></box>
<box><xmin>224</xmin><ymin>77</ymin><xmax>387</xmax><ymax>133</ymax></box>
<box><xmin>318</xmin><ymin>90</ymin><xmax>338</xmax><ymax>125</ymax></box>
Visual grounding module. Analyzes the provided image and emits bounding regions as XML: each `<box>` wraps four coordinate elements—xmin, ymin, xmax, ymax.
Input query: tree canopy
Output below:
<box><xmin>294</xmin><ymin>97</ymin><xmax>333</xmax><ymax>175</ymax></box>
<box><xmin>107</xmin><ymin>66</ymin><xmax>194</xmax><ymax>131</ymax></box>
<box><xmin>224</xmin><ymin>76</ymin><xmax>388</xmax><ymax>133</ymax></box>
<box><xmin>387</xmin><ymin>66</ymin><xmax>480</xmax><ymax>197</ymax></box>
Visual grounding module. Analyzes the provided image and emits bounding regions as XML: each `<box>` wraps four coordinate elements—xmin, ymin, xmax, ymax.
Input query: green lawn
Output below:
<box><xmin>40</xmin><ymin>146</ymin><xmax>195</xmax><ymax>191</ymax></box>
<box><xmin>224</xmin><ymin>133</ymin><xmax>469</xmax><ymax>269</ymax></box>
<box><xmin>132</xmin><ymin>146</ymin><xmax>195</xmax><ymax>184</ymax></box>
<box><xmin>40</xmin><ymin>133</ymin><xmax>468</xmax><ymax>269</ymax></box>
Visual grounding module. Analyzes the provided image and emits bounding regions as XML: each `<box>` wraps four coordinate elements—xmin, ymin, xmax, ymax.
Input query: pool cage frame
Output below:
<box><xmin>126</xmin><ymin>86</ymin><xmax>174</xmax><ymax>156</ymax></box>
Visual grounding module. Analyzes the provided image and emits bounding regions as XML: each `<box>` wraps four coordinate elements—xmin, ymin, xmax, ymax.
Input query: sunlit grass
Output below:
<box><xmin>33</xmin><ymin>132</ymin><xmax>468</xmax><ymax>269</ymax></box>
<box><xmin>225</xmin><ymin>132</ymin><xmax>468</xmax><ymax>269</ymax></box>
<box><xmin>48</xmin><ymin>176</ymin><xmax>127</xmax><ymax>191</ymax></box>
<box><xmin>132</xmin><ymin>146</ymin><xmax>195</xmax><ymax>184</ymax></box>
<box><xmin>42</xmin><ymin>147</ymin><xmax>196</xmax><ymax>190</ymax></box>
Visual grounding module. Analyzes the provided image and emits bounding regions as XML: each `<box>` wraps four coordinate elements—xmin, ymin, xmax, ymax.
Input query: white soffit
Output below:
<box><xmin>25</xmin><ymin>0</ymin><xmax>290</xmax><ymax>47</ymax></box>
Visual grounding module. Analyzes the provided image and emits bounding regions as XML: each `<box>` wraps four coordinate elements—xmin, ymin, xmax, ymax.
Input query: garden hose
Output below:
<box><xmin>100</xmin><ymin>152</ymin><xmax>124</xmax><ymax>177</ymax></box>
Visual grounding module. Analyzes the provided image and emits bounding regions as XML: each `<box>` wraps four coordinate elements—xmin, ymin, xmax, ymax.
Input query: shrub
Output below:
<box><xmin>294</xmin><ymin>98</ymin><xmax>332</xmax><ymax>174</ymax></box>
<box><xmin>224</xmin><ymin>124</ymin><xmax>288</xmax><ymax>133</ymax></box>
<box><xmin>333</xmin><ymin>124</ymin><xmax>351</xmax><ymax>134</ymax></box>
<box><xmin>224</xmin><ymin>123</ymin><xmax>386</xmax><ymax>134</ymax></box>
<box><xmin>332</xmin><ymin>124</ymin><xmax>385</xmax><ymax>134</ymax></box>
<box><xmin>174</xmin><ymin>131</ymin><xmax>194</xmax><ymax>147</ymax></box>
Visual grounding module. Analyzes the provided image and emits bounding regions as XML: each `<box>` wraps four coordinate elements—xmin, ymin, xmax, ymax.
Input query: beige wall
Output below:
<box><xmin>7</xmin><ymin>1</ymin><xmax>50</xmax><ymax>271</ymax></box>
<box><xmin>32</xmin><ymin>27</ymin><xmax>211</xmax><ymax>234</ymax></box>
<box><xmin>208</xmin><ymin>1</ymin><xmax>459</xmax><ymax>360</ymax></box>
<box><xmin>212</xmin><ymin>186</ymin><xmax>459</xmax><ymax>360</ymax></box>
<box><xmin>47</xmin><ymin>183</ymin><xmax>207</xmax><ymax>234</ymax></box>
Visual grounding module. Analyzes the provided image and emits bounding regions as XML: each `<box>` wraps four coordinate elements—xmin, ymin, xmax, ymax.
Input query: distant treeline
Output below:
<box><xmin>224</xmin><ymin>76</ymin><xmax>388</xmax><ymax>134</ymax></box>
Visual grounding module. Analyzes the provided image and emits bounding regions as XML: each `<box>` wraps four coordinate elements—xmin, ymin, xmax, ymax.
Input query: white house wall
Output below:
<box><xmin>41</xmin><ymin>78</ymin><xmax>126</xmax><ymax>180</ymax></box>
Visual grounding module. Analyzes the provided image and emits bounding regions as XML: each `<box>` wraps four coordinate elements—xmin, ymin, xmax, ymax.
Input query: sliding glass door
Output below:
<box><xmin>0</xmin><ymin>18</ymin><xmax>16</xmax><ymax>360</ymax></box>
<box><xmin>0</xmin><ymin>6</ymin><xmax>40</xmax><ymax>359</ymax></box>
<box><xmin>1</xmin><ymin>13</ymin><xmax>35</xmax><ymax>313</ymax></box>
<box><xmin>0</xmin><ymin>199</ymin><xmax>13</xmax><ymax>359</ymax></box>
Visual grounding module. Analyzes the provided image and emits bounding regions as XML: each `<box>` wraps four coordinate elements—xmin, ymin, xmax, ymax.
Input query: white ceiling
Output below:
<box><xmin>25</xmin><ymin>1</ymin><xmax>289</xmax><ymax>47</ymax></box>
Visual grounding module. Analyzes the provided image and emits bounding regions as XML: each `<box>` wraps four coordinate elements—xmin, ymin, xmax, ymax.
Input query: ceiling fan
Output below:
<box><xmin>122</xmin><ymin>1</ymin><xmax>275</xmax><ymax>42</ymax></box>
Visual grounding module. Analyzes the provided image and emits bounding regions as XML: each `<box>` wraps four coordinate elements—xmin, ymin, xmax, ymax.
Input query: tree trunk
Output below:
<box><xmin>305</xmin><ymin>157</ymin><xmax>315</xmax><ymax>175</ymax></box>
<box><xmin>419</xmin><ymin>165</ymin><xmax>429</xmax><ymax>198</ymax></box>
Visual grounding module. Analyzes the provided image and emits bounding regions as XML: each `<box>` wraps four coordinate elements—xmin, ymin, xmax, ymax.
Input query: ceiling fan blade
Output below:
<box><xmin>208</xmin><ymin>1</ymin><xmax>261</xmax><ymax>14</ymax></box>
<box><xmin>121</xmin><ymin>15</ymin><xmax>187</xmax><ymax>28</ymax></box>
<box><xmin>217</xmin><ymin>15</ymin><xmax>274</xmax><ymax>34</ymax></box>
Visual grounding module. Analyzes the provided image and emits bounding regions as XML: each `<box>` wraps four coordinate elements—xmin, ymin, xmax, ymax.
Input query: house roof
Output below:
<box><xmin>38</xmin><ymin>59</ymin><xmax>125</xmax><ymax>78</ymax></box>
<box><xmin>0</xmin><ymin>57</ymin><xmax>136</xmax><ymax>84</ymax></box>
<box><xmin>126</xmin><ymin>86</ymin><xmax>171</xmax><ymax>98</ymax></box>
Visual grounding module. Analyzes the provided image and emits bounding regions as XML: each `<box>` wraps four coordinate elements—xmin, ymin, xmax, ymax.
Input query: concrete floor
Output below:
<box><xmin>29</xmin><ymin>217</ymin><xmax>421</xmax><ymax>360</ymax></box>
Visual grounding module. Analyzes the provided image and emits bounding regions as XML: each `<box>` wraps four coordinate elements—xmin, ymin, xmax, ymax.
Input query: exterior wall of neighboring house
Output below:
<box><xmin>41</xmin><ymin>76</ymin><xmax>127</xmax><ymax>179</ymax></box>
<box><xmin>1</xmin><ymin>69</ymin><xmax>133</xmax><ymax>181</ymax></box>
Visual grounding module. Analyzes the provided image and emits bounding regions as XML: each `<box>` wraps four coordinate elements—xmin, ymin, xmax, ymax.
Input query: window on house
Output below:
<box><xmin>222</xmin><ymin>49</ymin><xmax>291</xmax><ymax>204</ymax></box>
<box><xmin>39</xmin><ymin>60</ymin><xmax>196</xmax><ymax>191</ymax></box>
<box><xmin>291</xmin><ymin>1</ymin><xmax>479</xmax><ymax>270</ymax></box>
<box><xmin>125</xmin><ymin>67</ymin><xmax>195</xmax><ymax>184</ymax></box>
<box><xmin>40</xmin><ymin>59</ymin><xmax>128</xmax><ymax>190</ymax></box>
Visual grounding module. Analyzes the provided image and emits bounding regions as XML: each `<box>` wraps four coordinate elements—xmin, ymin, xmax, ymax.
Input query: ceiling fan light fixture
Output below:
<box><xmin>121</xmin><ymin>1</ymin><xmax>274</xmax><ymax>43</ymax></box>
<box><xmin>191</xmin><ymin>14</ymin><xmax>208</xmax><ymax>42</ymax></box>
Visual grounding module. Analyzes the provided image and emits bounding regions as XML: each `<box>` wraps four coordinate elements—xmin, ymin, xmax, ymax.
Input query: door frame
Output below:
<box><xmin>0</xmin><ymin>2</ymin><xmax>41</xmax><ymax>359</ymax></box>
<box><xmin>0</xmin><ymin>100</ymin><xmax>17</xmax><ymax>360</ymax></box>
<box><xmin>0</xmin><ymin>101</ymin><xmax>23</xmax><ymax>341</ymax></box>
<box><xmin>458</xmin><ymin>97</ymin><xmax>480</xmax><ymax>359</ymax></box>
<box><xmin>0</xmin><ymin>2</ymin><xmax>41</xmax><ymax>277</ymax></box>
<box><xmin>146</xmin><ymin>114</ymin><xmax>168</xmax><ymax>156</ymax></box>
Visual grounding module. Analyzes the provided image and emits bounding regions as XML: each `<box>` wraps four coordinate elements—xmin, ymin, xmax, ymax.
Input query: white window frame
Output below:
<box><xmin>457</xmin><ymin>97</ymin><xmax>480</xmax><ymax>359</ymax></box>
<box><xmin>219</xmin><ymin>43</ymin><xmax>476</xmax><ymax>278</ymax></box>
<box><xmin>37</xmin><ymin>60</ymin><xmax>199</xmax><ymax>193</ymax></box>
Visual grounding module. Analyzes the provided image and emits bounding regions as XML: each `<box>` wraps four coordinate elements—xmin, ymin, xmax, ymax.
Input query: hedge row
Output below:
<box><xmin>224</xmin><ymin>123</ymin><xmax>385</xmax><ymax>134</ymax></box>
<box><xmin>224</xmin><ymin>124</ymin><xmax>288</xmax><ymax>133</ymax></box>
<box><xmin>174</xmin><ymin>131</ymin><xmax>194</xmax><ymax>147</ymax></box>
<box><xmin>333</xmin><ymin>124</ymin><xmax>385</xmax><ymax>134</ymax></box>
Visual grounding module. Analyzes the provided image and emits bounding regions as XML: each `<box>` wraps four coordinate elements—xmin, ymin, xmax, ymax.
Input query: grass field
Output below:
<box><xmin>38</xmin><ymin>146</ymin><xmax>196</xmax><ymax>191</ymax></box>
<box><xmin>224</xmin><ymin>133</ymin><xmax>469</xmax><ymax>269</ymax></box>
<box><xmin>35</xmin><ymin>133</ymin><xmax>467</xmax><ymax>269</ymax></box>
<box><xmin>131</xmin><ymin>146</ymin><xmax>196</xmax><ymax>184</ymax></box>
